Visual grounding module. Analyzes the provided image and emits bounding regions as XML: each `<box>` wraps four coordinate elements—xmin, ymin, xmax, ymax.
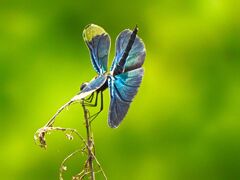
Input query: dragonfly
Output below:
<box><xmin>48</xmin><ymin>24</ymin><xmax>146</xmax><ymax>128</ymax></box>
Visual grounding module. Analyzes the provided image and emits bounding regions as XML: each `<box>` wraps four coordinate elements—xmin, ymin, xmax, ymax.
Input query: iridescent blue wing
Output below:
<box><xmin>108</xmin><ymin>68</ymin><xmax>144</xmax><ymax>128</ymax></box>
<box><xmin>83</xmin><ymin>24</ymin><xmax>110</xmax><ymax>74</ymax></box>
<box><xmin>71</xmin><ymin>75</ymin><xmax>107</xmax><ymax>102</ymax></box>
<box><xmin>110</xmin><ymin>29</ymin><xmax>146</xmax><ymax>73</ymax></box>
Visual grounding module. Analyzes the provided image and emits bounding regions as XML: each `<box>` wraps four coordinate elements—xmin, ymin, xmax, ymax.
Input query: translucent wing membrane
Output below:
<box><xmin>83</xmin><ymin>24</ymin><xmax>110</xmax><ymax>74</ymax></box>
<box><xmin>71</xmin><ymin>75</ymin><xmax>107</xmax><ymax>102</ymax></box>
<box><xmin>111</xmin><ymin>29</ymin><xmax>146</xmax><ymax>73</ymax></box>
<box><xmin>108</xmin><ymin>68</ymin><xmax>144</xmax><ymax>128</ymax></box>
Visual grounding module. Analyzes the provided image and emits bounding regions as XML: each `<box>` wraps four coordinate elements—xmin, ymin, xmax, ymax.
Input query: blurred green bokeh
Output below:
<box><xmin>1</xmin><ymin>0</ymin><xmax>240</xmax><ymax>179</ymax></box>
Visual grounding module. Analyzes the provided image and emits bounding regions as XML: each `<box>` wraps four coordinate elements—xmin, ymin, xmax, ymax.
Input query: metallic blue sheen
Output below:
<box><xmin>108</xmin><ymin>68</ymin><xmax>144</xmax><ymax>128</ymax></box>
<box><xmin>110</xmin><ymin>30</ymin><xmax>146</xmax><ymax>73</ymax></box>
<box><xmin>81</xmin><ymin>75</ymin><xmax>107</xmax><ymax>94</ymax></box>
<box><xmin>85</xmin><ymin>34</ymin><xmax>110</xmax><ymax>74</ymax></box>
<box><xmin>82</xmin><ymin>24</ymin><xmax>146</xmax><ymax>128</ymax></box>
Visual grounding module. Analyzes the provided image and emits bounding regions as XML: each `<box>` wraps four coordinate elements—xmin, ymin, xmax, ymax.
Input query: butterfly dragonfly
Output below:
<box><xmin>49</xmin><ymin>24</ymin><xmax>146</xmax><ymax>128</ymax></box>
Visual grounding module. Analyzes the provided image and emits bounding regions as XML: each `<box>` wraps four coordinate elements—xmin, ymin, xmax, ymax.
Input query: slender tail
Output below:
<box><xmin>113</xmin><ymin>25</ymin><xmax>138</xmax><ymax>76</ymax></box>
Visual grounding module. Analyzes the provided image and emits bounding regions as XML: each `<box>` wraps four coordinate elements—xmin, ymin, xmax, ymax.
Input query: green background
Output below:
<box><xmin>1</xmin><ymin>0</ymin><xmax>240</xmax><ymax>179</ymax></box>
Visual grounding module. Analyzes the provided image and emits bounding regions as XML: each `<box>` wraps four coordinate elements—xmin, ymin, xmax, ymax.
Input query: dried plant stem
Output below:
<box><xmin>34</xmin><ymin>97</ymin><xmax>107</xmax><ymax>179</ymax></box>
<box><xmin>82</xmin><ymin>102</ymin><xmax>95</xmax><ymax>180</ymax></box>
<box><xmin>45</xmin><ymin>100</ymin><xmax>73</xmax><ymax>127</ymax></box>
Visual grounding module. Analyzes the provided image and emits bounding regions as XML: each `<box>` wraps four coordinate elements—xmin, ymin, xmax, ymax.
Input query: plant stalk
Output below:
<box><xmin>82</xmin><ymin>101</ymin><xmax>95</xmax><ymax>180</ymax></box>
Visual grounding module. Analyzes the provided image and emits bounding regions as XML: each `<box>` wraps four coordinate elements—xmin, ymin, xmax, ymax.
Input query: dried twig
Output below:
<box><xmin>34</xmin><ymin>99</ymin><xmax>107</xmax><ymax>180</ymax></box>
<box><xmin>82</xmin><ymin>102</ymin><xmax>95</xmax><ymax>180</ymax></box>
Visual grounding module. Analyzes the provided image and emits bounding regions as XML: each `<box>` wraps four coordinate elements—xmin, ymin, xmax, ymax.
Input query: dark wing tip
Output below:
<box><xmin>108</xmin><ymin>116</ymin><xmax>122</xmax><ymax>128</ymax></box>
<box><xmin>108</xmin><ymin>121</ymin><xmax>119</xmax><ymax>128</ymax></box>
<box><xmin>108</xmin><ymin>109</ymin><xmax>119</xmax><ymax>128</ymax></box>
<box><xmin>107</xmin><ymin>101</ymin><xmax>126</xmax><ymax>128</ymax></box>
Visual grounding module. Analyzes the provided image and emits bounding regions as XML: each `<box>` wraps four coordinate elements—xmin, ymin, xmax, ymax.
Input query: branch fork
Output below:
<box><xmin>34</xmin><ymin>98</ymin><xmax>107</xmax><ymax>180</ymax></box>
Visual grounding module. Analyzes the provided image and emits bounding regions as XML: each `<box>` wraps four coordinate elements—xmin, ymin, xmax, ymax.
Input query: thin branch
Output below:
<box><xmin>34</xmin><ymin>97</ymin><xmax>107</xmax><ymax>180</ymax></box>
<box><xmin>59</xmin><ymin>149</ymin><xmax>81</xmax><ymax>180</ymax></box>
<box><xmin>82</xmin><ymin>102</ymin><xmax>95</xmax><ymax>180</ymax></box>
<box><xmin>92</xmin><ymin>153</ymin><xmax>107</xmax><ymax>179</ymax></box>
<box><xmin>34</xmin><ymin>125</ymin><xmax>107</xmax><ymax>179</ymax></box>
<box><xmin>45</xmin><ymin>100</ymin><xmax>74</xmax><ymax>127</ymax></box>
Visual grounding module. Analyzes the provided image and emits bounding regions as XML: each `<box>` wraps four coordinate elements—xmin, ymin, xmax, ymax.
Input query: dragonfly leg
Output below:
<box><xmin>89</xmin><ymin>91</ymin><xmax>103</xmax><ymax>123</ymax></box>
<box><xmin>84</xmin><ymin>93</ymin><xmax>94</xmax><ymax>103</ymax></box>
<box><xmin>82</xmin><ymin>92</ymin><xmax>99</xmax><ymax>107</ymax></box>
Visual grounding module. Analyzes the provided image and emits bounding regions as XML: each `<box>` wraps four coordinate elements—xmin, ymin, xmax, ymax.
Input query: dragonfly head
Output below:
<box><xmin>80</xmin><ymin>82</ymin><xmax>89</xmax><ymax>91</ymax></box>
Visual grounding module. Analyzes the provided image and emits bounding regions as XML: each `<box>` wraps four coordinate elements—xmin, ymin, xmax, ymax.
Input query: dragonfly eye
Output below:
<box><xmin>80</xmin><ymin>82</ymin><xmax>88</xmax><ymax>91</ymax></box>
